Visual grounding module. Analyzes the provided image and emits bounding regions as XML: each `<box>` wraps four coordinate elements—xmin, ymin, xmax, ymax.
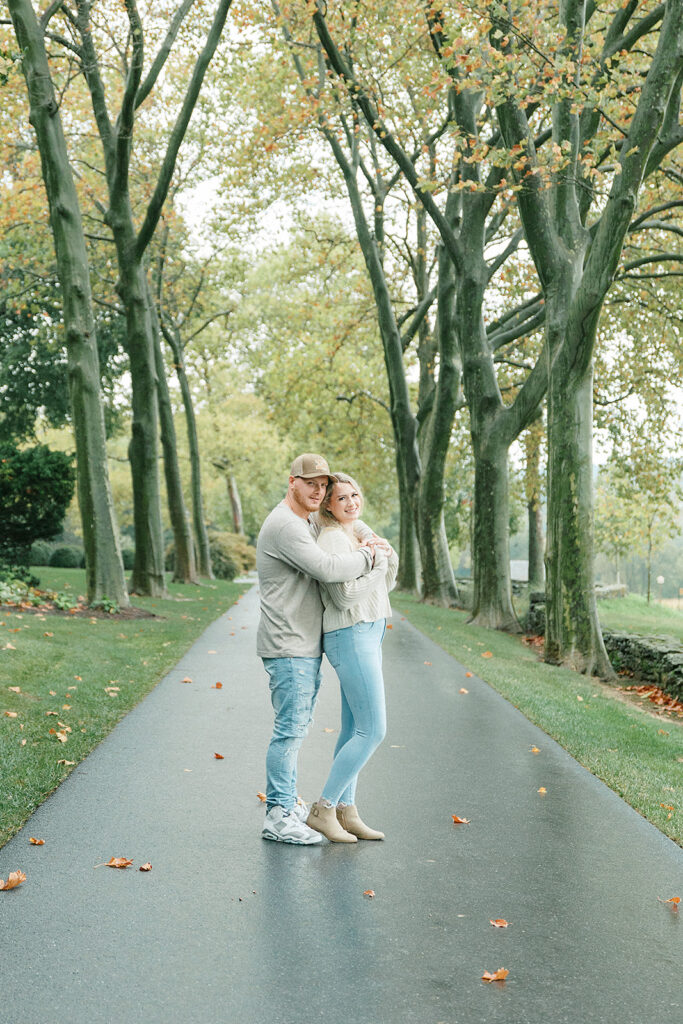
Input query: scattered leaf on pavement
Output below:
<box><xmin>459</xmin><ymin>688</ymin><xmax>469</xmax><ymax>694</ymax></box>
<box><xmin>658</xmin><ymin>896</ymin><xmax>680</xmax><ymax>907</ymax></box>
<box><xmin>482</xmin><ymin>968</ymin><xmax>509</xmax><ymax>982</ymax></box>
<box><xmin>424</xmin><ymin>661</ymin><xmax>432</xmax><ymax>666</ymax></box>
<box><xmin>531</xmin><ymin>746</ymin><xmax>540</xmax><ymax>754</ymax></box>
<box><xmin>323</xmin><ymin>727</ymin><xmax>335</xmax><ymax>733</ymax></box>
<box><xmin>181</xmin><ymin>677</ymin><xmax>193</xmax><ymax>684</ymax></box>
<box><xmin>489</xmin><ymin>919</ymin><xmax>508</xmax><ymax>928</ymax></box>
<box><xmin>211</xmin><ymin>683</ymin><xmax>223</xmax><ymax>689</ymax></box>
<box><xmin>0</xmin><ymin>869</ymin><xmax>26</xmax><ymax>891</ymax></box>
<box><xmin>465</xmin><ymin>671</ymin><xmax>473</xmax><ymax>678</ymax></box>
<box><xmin>139</xmin><ymin>863</ymin><xmax>153</xmax><ymax>872</ymax></box>
<box><xmin>538</xmin><ymin>787</ymin><xmax>547</xmax><ymax>794</ymax></box>
<box><xmin>95</xmin><ymin>857</ymin><xmax>133</xmax><ymax>869</ymax></box>
<box><xmin>256</xmin><ymin>792</ymin><xmax>267</xmax><ymax>802</ymax></box>
<box><xmin>29</xmin><ymin>838</ymin><xmax>45</xmax><ymax>846</ymax></box>
<box><xmin>214</xmin><ymin>752</ymin><xmax>225</xmax><ymax>760</ymax></box>
<box><xmin>363</xmin><ymin>889</ymin><xmax>375</xmax><ymax>898</ymax></box>
<box><xmin>452</xmin><ymin>815</ymin><xmax>471</xmax><ymax>824</ymax></box>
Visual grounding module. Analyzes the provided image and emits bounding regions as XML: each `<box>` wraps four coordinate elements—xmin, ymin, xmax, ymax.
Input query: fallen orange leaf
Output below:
<box><xmin>386</xmin><ymin>624</ymin><xmax>393</xmax><ymax>629</ymax></box>
<box><xmin>211</xmin><ymin>682</ymin><xmax>223</xmax><ymax>689</ymax></box>
<box><xmin>658</xmin><ymin>896</ymin><xmax>680</xmax><ymax>907</ymax></box>
<box><xmin>139</xmin><ymin>863</ymin><xmax>153</xmax><ymax>872</ymax></box>
<box><xmin>660</xmin><ymin>804</ymin><xmax>675</xmax><ymax>811</ymax></box>
<box><xmin>96</xmin><ymin>857</ymin><xmax>133</xmax><ymax>869</ymax></box>
<box><xmin>8</xmin><ymin>686</ymin><xmax>21</xmax><ymax>693</ymax></box>
<box><xmin>481</xmin><ymin>651</ymin><xmax>493</xmax><ymax>658</ymax></box>
<box><xmin>256</xmin><ymin>792</ymin><xmax>267</xmax><ymax>802</ymax></box>
<box><xmin>213</xmin><ymin>752</ymin><xmax>225</xmax><ymax>760</ymax></box>
<box><xmin>4</xmin><ymin>711</ymin><xmax>18</xmax><ymax>718</ymax></box>
<box><xmin>531</xmin><ymin>746</ymin><xmax>540</xmax><ymax>754</ymax></box>
<box><xmin>465</xmin><ymin>671</ymin><xmax>473</xmax><ymax>678</ymax></box>
<box><xmin>57</xmin><ymin>759</ymin><xmax>75</xmax><ymax>766</ymax></box>
<box><xmin>452</xmin><ymin>814</ymin><xmax>471</xmax><ymax>824</ymax></box>
<box><xmin>363</xmin><ymin>889</ymin><xmax>375</xmax><ymax>898</ymax></box>
<box><xmin>538</xmin><ymin>787</ymin><xmax>547</xmax><ymax>794</ymax></box>
<box><xmin>29</xmin><ymin>838</ymin><xmax>45</xmax><ymax>846</ymax></box>
<box><xmin>424</xmin><ymin>661</ymin><xmax>432</xmax><ymax>666</ymax></box>
<box><xmin>43</xmin><ymin>632</ymin><xmax>53</xmax><ymax>638</ymax></box>
<box><xmin>0</xmin><ymin>869</ymin><xmax>26</xmax><ymax>891</ymax></box>
<box><xmin>323</xmin><ymin>727</ymin><xmax>335</xmax><ymax>733</ymax></box>
<box><xmin>489</xmin><ymin>919</ymin><xmax>508</xmax><ymax>928</ymax></box>
<box><xmin>181</xmin><ymin>676</ymin><xmax>193</xmax><ymax>684</ymax></box>
<box><xmin>482</xmin><ymin>968</ymin><xmax>509</xmax><ymax>982</ymax></box>
<box><xmin>459</xmin><ymin>688</ymin><xmax>469</xmax><ymax>694</ymax></box>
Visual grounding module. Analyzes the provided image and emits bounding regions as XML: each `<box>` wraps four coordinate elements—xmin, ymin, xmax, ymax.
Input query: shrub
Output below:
<box><xmin>0</xmin><ymin>442</ymin><xmax>75</xmax><ymax>564</ymax></box>
<box><xmin>208</xmin><ymin>531</ymin><xmax>256</xmax><ymax>579</ymax></box>
<box><xmin>30</xmin><ymin>541</ymin><xmax>54</xmax><ymax>566</ymax></box>
<box><xmin>121</xmin><ymin>547</ymin><xmax>135</xmax><ymax>571</ymax></box>
<box><xmin>49</xmin><ymin>545</ymin><xmax>83</xmax><ymax>568</ymax></box>
<box><xmin>0</xmin><ymin>563</ymin><xmax>39</xmax><ymax>589</ymax></box>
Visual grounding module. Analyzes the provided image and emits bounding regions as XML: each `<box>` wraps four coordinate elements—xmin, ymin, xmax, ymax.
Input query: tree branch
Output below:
<box><xmin>336</xmin><ymin>390</ymin><xmax>390</xmax><ymax>414</ymax></box>
<box><xmin>400</xmin><ymin>284</ymin><xmax>437</xmax><ymax>351</ymax></box>
<box><xmin>136</xmin><ymin>0</ymin><xmax>234</xmax><ymax>258</ymax></box>
<box><xmin>135</xmin><ymin>0</ymin><xmax>196</xmax><ymax>109</ymax></box>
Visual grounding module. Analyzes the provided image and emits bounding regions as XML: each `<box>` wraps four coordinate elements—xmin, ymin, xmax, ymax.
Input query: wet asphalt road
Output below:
<box><xmin>1</xmin><ymin>584</ymin><xmax>681</xmax><ymax>1024</ymax></box>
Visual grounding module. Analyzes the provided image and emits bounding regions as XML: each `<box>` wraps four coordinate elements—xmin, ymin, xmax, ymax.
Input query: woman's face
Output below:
<box><xmin>327</xmin><ymin>480</ymin><xmax>362</xmax><ymax>525</ymax></box>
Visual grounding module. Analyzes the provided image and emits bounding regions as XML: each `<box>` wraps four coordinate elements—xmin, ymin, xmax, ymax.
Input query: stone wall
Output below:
<box><xmin>524</xmin><ymin>594</ymin><xmax>683</xmax><ymax>699</ymax></box>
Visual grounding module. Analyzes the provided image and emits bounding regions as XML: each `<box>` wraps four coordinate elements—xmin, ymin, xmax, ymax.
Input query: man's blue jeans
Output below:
<box><xmin>321</xmin><ymin>619</ymin><xmax>386</xmax><ymax>806</ymax></box>
<box><xmin>262</xmin><ymin>656</ymin><xmax>322</xmax><ymax>811</ymax></box>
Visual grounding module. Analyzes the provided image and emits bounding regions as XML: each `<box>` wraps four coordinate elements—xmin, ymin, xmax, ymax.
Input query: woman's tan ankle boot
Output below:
<box><xmin>307</xmin><ymin>801</ymin><xmax>358</xmax><ymax>843</ymax></box>
<box><xmin>336</xmin><ymin>804</ymin><xmax>385</xmax><ymax>840</ymax></box>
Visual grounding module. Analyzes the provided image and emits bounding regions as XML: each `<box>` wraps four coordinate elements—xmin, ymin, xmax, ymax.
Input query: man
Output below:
<box><xmin>256</xmin><ymin>453</ymin><xmax>375</xmax><ymax>844</ymax></box>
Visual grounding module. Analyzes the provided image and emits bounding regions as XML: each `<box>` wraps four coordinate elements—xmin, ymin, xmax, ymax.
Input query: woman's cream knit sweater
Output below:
<box><xmin>317</xmin><ymin>525</ymin><xmax>399</xmax><ymax>633</ymax></box>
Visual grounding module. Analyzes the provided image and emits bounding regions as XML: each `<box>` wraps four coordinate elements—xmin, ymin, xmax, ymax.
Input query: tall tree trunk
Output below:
<box><xmin>415</xmin><ymin>206</ymin><xmax>460</xmax><ymax>605</ymax></box>
<box><xmin>162</xmin><ymin>323</ymin><xmax>213</xmax><ymax>578</ymax></box>
<box><xmin>545</xmin><ymin>358</ymin><xmax>612</xmax><ymax>675</ymax></box>
<box><xmin>111</xmin><ymin>237</ymin><xmax>166</xmax><ymax>597</ymax></box>
<box><xmin>149</xmin><ymin>290</ymin><xmax>198</xmax><ymax>584</ymax></box>
<box><xmin>523</xmin><ymin>417</ymin><xmax>545</xmax><ymax>589</ymax></box>
<box><xmin>227</xmin><ymin>473</ymin><xmax>244</xmax><ymax>536</ymax></box>
<box><xmin>7</xmin><ymin>0</ymin><xmax>129</xmax><ymax>609</ymax></box>
<box><xmin>470</xmin><ymin>434</ymin><xmax>518</xmax><ymax>630</ymax></box>
<box><xmin>528</xmin><ymin>498</ymin><xmax>544</xmax><ymax>590</ymax></box>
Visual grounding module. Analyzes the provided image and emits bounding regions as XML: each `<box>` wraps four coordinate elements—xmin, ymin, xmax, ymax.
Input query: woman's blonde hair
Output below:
<box><xmin>317</xmin><ymin>471</ymin><xmax>363</xmax><ymax>526</ymax></box>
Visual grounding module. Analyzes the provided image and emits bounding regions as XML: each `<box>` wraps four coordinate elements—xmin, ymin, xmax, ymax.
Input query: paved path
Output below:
<box><xmin>1</xmin><ymin>585</ymin><xmax>681</xmax><ymax>1024</ymax></box>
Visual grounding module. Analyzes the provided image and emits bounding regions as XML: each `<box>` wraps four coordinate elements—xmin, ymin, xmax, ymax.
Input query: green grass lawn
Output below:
<box><xmin>0</xmin><ymin>568</ymin><xmax>248</xmax><ymax>849</ymax></box>
<box><xmin>393</xmin><ymin>593</ymin><xmax>683</xmax><ymax>846</ymax></box>
<box><xmin>599</xmin><ymin>594</ymin><xmax>683</xmax><ymax>643</ymax></box>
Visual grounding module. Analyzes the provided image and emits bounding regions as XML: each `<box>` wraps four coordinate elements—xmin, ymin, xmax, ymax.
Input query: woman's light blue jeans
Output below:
<box><xmin>321</xmin><ymin>619</ymin><xmax>387</xmax><ymax>806</ymax></box>
<box><xmin>263</xmin><ymin>656</ymin><xmax>322</xmax><ymax>812</ymax></box>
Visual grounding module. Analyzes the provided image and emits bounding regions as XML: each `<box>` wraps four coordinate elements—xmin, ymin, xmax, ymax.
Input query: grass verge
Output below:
<box><xmin>1</xmin><ymin>568</ymin><xmax>249</xmax><ymax>849</ymax></box>
<box><xmin>598</xmin><ymin>594</ymin><xmax>683</xmax><ymax>643</ymax></box>
<box><xmin>393</xmin><ymin>593</ymin><xmax>683</xmax><ymax>846</ymax></box>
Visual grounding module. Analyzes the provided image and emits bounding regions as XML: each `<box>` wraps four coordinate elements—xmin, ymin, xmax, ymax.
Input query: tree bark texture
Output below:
<box><xmin>113</xmin><ymin>240</ymin><xmax>167</xmax><ymax>596</ymax></box>
<box><xmin>149</xmin><ymin>292</ymin><xmax>198</xmax><ymax>584</ymax></box>
<box><xmin>7</xmin><ymin>0</ymin><xmax>129</xmax><ymax>608</ymax></box>
<box><xmin>470</xmin><ymin>435</ymin><xmax>519</xmax><ymax>631</ymax></box>
<box><xmin>545</xmin><ymin>359</ymin><xmax>612</xmax><ymax>676</ymax></box>
<box><xmin>163</xmin><ymin>326</ymin><xmax>214</xmax><ymax>577</ymax></box>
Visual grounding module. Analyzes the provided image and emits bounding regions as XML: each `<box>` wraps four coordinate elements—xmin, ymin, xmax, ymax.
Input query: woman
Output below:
<box><xmin>306</xmin><ymin>472</ymin><xmax>398</xmax><ymax>843</ymax></box>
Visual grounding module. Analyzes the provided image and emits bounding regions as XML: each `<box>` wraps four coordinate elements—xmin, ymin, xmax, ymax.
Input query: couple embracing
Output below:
<box><xmin>256</xmin><ymin>453</ymin><xmax>398</xmax><ymax>845</ymax></box>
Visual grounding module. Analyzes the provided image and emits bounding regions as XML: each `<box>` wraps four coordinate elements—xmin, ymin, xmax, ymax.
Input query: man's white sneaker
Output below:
<box><xmin>262</xmin><ymin>805</ymin><xmax>322</xmax><ymax>844</ymax></box>
<box><xmin>292</xmin><ymin>798</ymin><xmax>310</xmax><ymax>822</ymax></box>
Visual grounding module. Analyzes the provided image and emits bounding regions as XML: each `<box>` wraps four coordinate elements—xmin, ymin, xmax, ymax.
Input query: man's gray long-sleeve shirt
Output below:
<box><xmin>256</xmin><ymin>502</ymin><xmax>373</xmax><ymax>658</ymax></box>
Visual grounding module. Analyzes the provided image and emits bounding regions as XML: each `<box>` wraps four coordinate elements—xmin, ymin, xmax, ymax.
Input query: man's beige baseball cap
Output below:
<box><xmin>290</xmin><ymin>453</ymin><xmax>332</xmax><ymax>479</ymax></box>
